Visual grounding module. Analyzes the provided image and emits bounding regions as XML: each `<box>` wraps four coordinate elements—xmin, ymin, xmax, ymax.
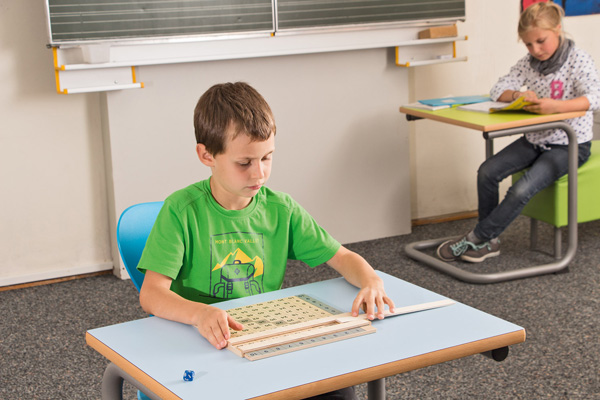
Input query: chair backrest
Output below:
<box><xmin>116</xmin><ymin>202</ymin><xmax>164</xmax><ymax>292</ymax></box>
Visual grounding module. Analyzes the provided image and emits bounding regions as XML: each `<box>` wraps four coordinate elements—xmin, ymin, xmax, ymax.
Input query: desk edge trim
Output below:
<box><xmin>248</xmin><ymin>328</ymin><xmax>526</xmax><ymax>399</ymax></box>
<box><xmin>399</xmin><ymin>107</ymin><xmax>586</xmax><ymax>132</ymax></box>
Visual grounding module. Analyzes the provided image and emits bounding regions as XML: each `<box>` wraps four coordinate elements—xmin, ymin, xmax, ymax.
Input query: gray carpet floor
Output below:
<box><xmin>1</xmin><ymin>215</ymin><xmax>599</xmax><ymax>399</ymax></box>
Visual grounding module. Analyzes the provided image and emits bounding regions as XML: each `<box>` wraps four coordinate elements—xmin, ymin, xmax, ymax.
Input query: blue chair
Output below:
<box><xmin>116</xmin><ymin>201</ymin><xmax>164</xmax><ymax>400</ymax></box>
<box><xmin>116</xmin><ymin>201</ymin><xmax>164</xmax><ymax>291</ymax></box>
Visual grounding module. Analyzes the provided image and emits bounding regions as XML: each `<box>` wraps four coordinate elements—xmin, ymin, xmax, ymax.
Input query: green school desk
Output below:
<box><xmin>86</xmin><ymin>271</ymin><xmax>525</xmax><ymax>400</ymax></box>
<box><xmin>399</xmin><ymin>106</ymin><xmax>586</xmax><ymax>284</ymax></box>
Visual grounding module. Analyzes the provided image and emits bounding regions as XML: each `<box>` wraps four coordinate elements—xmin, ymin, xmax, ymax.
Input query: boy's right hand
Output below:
<box><xmin>193</xmin><ymin>305</ymin><xmax>244</xmax><ymax>350</ymax></box>
<box><xmin>139</xmin><ymin>271</ymin><xmax>244</xmax><ymax>350</ymax></box>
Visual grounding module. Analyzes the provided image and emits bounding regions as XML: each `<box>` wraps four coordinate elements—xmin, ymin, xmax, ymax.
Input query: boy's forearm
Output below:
<box><xmin>140</xmin><ymin>275</ymin><xmax>205</xmax><ymax>326</ymax></box>
<box><xmin>140</xmin><ymin>285</ymin><xmax>193</xmax><ymax>323</ymax></box>
<box><xmin>327</xmin><ymin>246</ymin><xmax>382</xmax><ymax>288</ymax></box>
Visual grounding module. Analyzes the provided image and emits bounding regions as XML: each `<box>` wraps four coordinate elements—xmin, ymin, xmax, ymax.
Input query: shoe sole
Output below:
<box><xmin>460</xmin><ymin>251</ymin><xmax>500</xmax><ymax>263</ymax></box>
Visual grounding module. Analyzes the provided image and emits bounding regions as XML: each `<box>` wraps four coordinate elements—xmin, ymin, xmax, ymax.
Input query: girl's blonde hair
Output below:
<box><xmin>518</xmin><ymin>1</ymin><xmax>565</xmax><ymax>40</ymax></box>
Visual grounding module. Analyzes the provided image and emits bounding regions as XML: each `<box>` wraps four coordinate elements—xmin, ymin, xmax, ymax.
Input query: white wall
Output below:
<box><xmin>0</xmin><ymin>1</ymin><xmax>111</xmax><ymax>286</ymax></box>
<box><xmin>410</xmin><ymin>0</ymin><xmax>600</xmax><ymax>219</ymax></box>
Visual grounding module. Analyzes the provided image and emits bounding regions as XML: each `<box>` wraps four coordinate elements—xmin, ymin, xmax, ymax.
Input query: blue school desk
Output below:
<box><xmin>399</xmin><ymin>106</ymin><xmax>586</xmax><ymax>284</ymax></box>
<box><xmin>86</xmin><ymin>271</ymin><xmax>525</xmax><ymax>400</ymax></box>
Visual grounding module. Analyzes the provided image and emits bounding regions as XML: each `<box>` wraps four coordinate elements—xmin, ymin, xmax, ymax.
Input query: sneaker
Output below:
<box><xmin>460</xmin><ymin>239</ymin><xmax>501</xmax><ymax>263</ymax></box>
<box><xmin>436</xmin><ymin>236</ymin><xmax>478</xmax><ymax>262</ymax></box>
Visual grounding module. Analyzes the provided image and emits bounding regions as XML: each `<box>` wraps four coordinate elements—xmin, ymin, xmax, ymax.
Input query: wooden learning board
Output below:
<box><xmin>226</xmin><ymin>294</ymin><xmax>455</xmax><ymax>361</ymax></box>
<box><xmin>226</xmin><ymin>294</ymin><xmax>375</xmax><ymax>361</ymax></box>
<box><xmin>227</xmin><ymin>294</ymin><xmax>342</xmax><ymax>338</ymax></box>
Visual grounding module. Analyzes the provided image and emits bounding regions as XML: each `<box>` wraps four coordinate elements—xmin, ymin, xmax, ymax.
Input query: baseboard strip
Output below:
<box><xmin>0</xmin><ymin>262</ymin><xmax>113</xmax><ymax>291</ymax></box>
<box><xmin>412</xmin><ymin>211</ymin><xmax>478</xmax><ymax>227</ymax></box>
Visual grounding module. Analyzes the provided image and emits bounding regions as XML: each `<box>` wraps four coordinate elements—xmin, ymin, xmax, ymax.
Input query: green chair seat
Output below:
<box><xmin>513</xmin><ymin>140</ymin><xmax>600</xmax><ymax>228</ymax></box>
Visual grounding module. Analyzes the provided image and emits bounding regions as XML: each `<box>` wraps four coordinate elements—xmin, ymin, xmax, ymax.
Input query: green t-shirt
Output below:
<box><xmin>137</xmin><ymin>179</ymin><xmax>340</xmax><ymax>304</ymax></box>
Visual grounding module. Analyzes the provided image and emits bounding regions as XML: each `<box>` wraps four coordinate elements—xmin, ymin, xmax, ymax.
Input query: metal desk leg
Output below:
<box><xmin>102</xmin><ymin>362</ymin><xmax>161</xmax><ymax>400</ymax></box>
<box><xmin>405</xmin><ymin>121</ymin><xmax>578</xmax><ymax>283</ymax></box>
<box><xmin>482</xmin><ymin>346</ymin><xmax>509</xmax><ymax>362</ymax></box>
<box><xmin>554</xmin><ymin>226</ymin><xmax>562</xmax><ymax>259</ymax></box>
<box><xmin>367</xmin><ymin>378</ymin><xmax>386</xmax><ymax>400</ymax></box>
<box><xmin>530</xmin><ymin>218</ymin><xmax>539</xmax><ymax>250</ymax></box>
<box><xmin>485</xmin><ymin>135</ymin><xmax>494</xmax><ymax>159</ymax></box>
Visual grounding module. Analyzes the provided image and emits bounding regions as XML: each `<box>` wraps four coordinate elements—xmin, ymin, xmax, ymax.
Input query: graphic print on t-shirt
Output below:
<box><xmin>210</xmin><ymin>232</ymin><xmax>265</xmax><ymax>299</ymax></box>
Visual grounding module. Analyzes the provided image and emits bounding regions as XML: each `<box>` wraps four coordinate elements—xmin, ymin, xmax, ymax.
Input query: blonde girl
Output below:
<box><xmin>438</xmin><ymin>1</ymin><xmax>600</xmax><ymax>263</ymax></box>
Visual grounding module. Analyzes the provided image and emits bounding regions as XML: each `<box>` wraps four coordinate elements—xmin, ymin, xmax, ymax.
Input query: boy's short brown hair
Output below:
<box><xmin>194</xmin><ymin>82</ymin><xmax>276</xmax><ymax>155</ymax></box>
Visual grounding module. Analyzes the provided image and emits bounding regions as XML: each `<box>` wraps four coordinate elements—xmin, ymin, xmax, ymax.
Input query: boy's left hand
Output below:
<box><xmin>326</xmin><ymin>245</ymin><xmax>395</xmax><ymax>320</ymax></box>
<box><xmin>351</xmin><ymin>277</ymin><xmax>395</xmax><ymax>320</ymax></box>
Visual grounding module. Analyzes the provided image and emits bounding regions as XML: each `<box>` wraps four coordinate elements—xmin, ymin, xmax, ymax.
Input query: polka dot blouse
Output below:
<box><xmin>490</xmin><ymin>46</ymin><xmax>600</xmax><ymax>145</ymax></box>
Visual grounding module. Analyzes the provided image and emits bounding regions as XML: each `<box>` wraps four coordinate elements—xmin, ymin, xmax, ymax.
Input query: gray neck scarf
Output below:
<box><xmin>529</xmin><ymin>38</ymin><xmax>574</xmax><ymax>76</ymax></box>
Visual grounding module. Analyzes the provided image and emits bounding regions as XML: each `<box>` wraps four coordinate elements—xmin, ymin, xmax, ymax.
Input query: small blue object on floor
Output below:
<box><xmin>183</xmin><ymin>370</ymin><xmax>195</xmax><ymax>382</ymax></box>
<box><xmin>138</xmin><ymin>391</ymin><xmax>151</xmax><ymax>400</ymax></box>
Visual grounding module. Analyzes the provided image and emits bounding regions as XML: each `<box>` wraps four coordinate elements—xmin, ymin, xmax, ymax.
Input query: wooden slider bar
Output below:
<box><xmin>243</xmin><ymin>325</ymin><xmax>377</xmax><ymax>361</ymax></box>
<box><xmin>233</xmin><ymin>318</ymin><xmax>372</xmax><ymax>356</ymax></box>
<box><xmin>228</xmin><ymin>314</ymin><xmax>355</xmax><ymax>347</ymax></box>
<box><xmin>227</xmin><ymin>314</ymin><xmax>371</xmax><ymax>356</ymax></box>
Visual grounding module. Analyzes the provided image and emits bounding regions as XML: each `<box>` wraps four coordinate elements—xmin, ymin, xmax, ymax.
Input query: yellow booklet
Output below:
<box><xmin>457</xmin><ymin>96</ymin><xmax>534</xmax><ymax>113</ymax></box>
<box><xmin>490</xmin><ymin>96</ymin><xmax>535</xmax><ymax>112</ymax></box>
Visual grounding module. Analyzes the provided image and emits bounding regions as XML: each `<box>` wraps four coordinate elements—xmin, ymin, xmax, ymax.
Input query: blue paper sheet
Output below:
<box><xmin>419</xmin><ymin>95</ymin><xmax>490</xmax><ymax>107</ymax></box>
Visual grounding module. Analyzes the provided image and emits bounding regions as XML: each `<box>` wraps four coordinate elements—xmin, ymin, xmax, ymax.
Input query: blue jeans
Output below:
<box><xmin>473</xmin><ymin>136</ymin><xmax>591</xmax><ymax>241</ymax></box>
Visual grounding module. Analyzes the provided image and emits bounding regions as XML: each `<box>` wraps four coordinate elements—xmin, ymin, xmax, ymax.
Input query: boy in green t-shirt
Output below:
<box><xmin>137</xmin><ymin>82</ymin><xmax>395</xmax><ymax>363</ymax></box>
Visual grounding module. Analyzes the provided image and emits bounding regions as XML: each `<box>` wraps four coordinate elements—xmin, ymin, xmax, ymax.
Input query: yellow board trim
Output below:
<box><xmin>52</xmin><ymin>47</ymin><xmax>64</xmax><ymax>94</ymax></box>
<box><xmin>131</xmin><ymin>66</ymin><xmax>144</xmax><ymax>89</ymax></box>
<box><xmin>395</xmin><ymin>47</ymin><xmax>410</xmax><ymax>67</ymax></box>
<box><xmin>52</xmin><ymin>47</ymin><xmax>58</xmax><ymax>69</ymax></box>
